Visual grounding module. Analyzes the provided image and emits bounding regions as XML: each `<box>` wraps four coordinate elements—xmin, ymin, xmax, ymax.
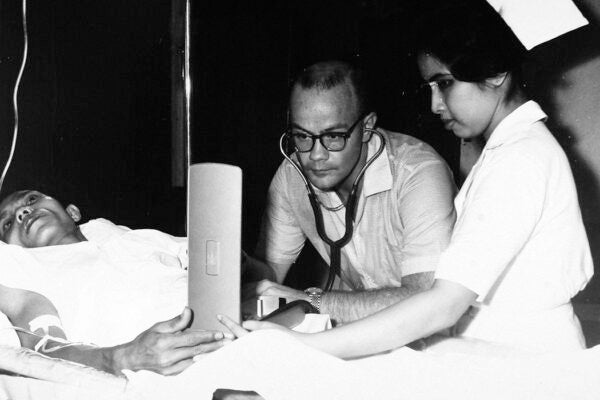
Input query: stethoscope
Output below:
<box><xmin>279</xmin><ymin>128</ymin><xmax>386</xmax><ymax>291</ymax></box>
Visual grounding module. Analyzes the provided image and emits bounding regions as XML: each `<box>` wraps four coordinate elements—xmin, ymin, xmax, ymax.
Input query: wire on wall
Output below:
<box><xmin>0</xmin><ymin>0</ymin><xmax>29</xmax><ymax>194</ymax></box>
<box><xmin>184</xmin><ymin>0</ymin><xmax>191</xmax><ymax>170</ymax></box>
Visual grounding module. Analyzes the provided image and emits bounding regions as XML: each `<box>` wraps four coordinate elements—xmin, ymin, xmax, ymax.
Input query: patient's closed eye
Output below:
<box><xmin>2</xmin><ymin>219</ymin><xmax>11</xmax><ymax>231</ymax></box>
<box><xmin>26</xmin><ymin>194</ymin><xmax>39</xmax><ymax>204</ymax></box>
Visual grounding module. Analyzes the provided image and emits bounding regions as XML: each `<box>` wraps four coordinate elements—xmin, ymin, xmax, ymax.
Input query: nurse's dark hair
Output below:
<box><xmin>292</xmin><ymin>60</ymin><xmax>371</xmax><ymax>116</ymax></box>
<box><xmin>414</xmin><ymin>1</ymin><xmax>527</xmax><ymax>95</ymax></box>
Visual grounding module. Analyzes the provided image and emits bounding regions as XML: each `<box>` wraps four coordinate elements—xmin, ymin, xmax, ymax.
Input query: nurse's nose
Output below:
<box><xmin>15</xmin><ymin>206</ymin><xmax>32</xmax><ymax>224</ymax></box>
<box><xmin>309</xmin><ymin>138</ymin><xmax>329</xmax><ymax>161</ymax></box>
<box><xmin>430</xmin><ymin>86</ymin><xmax>446</xmax><ymax>115</ymax></box>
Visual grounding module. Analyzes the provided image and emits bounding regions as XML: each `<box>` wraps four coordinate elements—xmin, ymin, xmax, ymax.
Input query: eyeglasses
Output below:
<box><xmin>287</xmin><ymin>114</ymin><xmax>366</xmax><ymax>153</ymax></box>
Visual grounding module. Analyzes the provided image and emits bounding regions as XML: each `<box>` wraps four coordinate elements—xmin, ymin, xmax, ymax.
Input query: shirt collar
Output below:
<box><xmin>362</xmin><ymin>129</ymin><xmax>392</xmax><ymax>197</ymax></box>
<box><xmin>484</xmin><ymin>100</ymin><xmax>548</xmax><ymax>150</ymax></box>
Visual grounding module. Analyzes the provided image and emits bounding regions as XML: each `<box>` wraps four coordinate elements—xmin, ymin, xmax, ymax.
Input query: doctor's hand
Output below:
<box><xmin>217</xmin><ymin>314</ymin><xmax>291</xmax><ymax>339</ymax></box>
<box><xmin>111</xmin><ymin>307</ymin><xmax>230</xmax><ymax>375</ymax></box>
<box><xmin>250</xmin><ymin>279</ymin><xmax>309</xmax><ymax>303</ymax></box>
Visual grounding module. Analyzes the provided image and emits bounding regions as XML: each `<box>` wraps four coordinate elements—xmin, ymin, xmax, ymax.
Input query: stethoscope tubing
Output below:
<box><xmin>279</xmin><ymin>129</ymin><xmax>386</xmax><ymax>291</ymax></box>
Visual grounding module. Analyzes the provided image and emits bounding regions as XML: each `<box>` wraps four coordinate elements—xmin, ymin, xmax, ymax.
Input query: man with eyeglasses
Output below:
<box><xmin>246</xmin><ymin>60</ymin><xmax>457</xmax><ymax>325</ymax></box>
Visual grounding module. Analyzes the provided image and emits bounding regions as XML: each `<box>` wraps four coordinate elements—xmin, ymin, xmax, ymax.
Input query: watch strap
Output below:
<box><xmin>304</xmin><ymin>287</ymin><xmax>323</xmax><ymax>313</ymax></box>
<box><xmin>309</xmin><ymin>293</ymin><xmax>321</xmax><ymax>313</ymax></box>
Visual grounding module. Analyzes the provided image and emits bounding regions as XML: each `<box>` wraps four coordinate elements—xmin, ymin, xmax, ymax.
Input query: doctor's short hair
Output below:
<box><xmin>291</xmin><ymin>60</ymin><xmax>372</xmax><ymax>116</ymax></box>
<box><xmin>414</xmin><ymin>1</ymin><xmax>527</xmax><ymax>88</ymax></box>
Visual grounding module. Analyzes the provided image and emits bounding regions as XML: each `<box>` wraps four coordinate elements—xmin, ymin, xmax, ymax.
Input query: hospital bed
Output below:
<box><xmin>0</xmin><ymin>302</ymin><xmax>323</xmax><ymax>400</ymax></box>
<box><xmin>0</xmin><ymin>302</ymin><xmax>599</xmax><ymax>400</ymax></box>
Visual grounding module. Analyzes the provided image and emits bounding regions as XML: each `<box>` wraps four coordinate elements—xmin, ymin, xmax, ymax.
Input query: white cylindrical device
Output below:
<box><xmin>187</xmin><ymin>163</ymin><xmax>242</xmax><ymax>330</ymax></box>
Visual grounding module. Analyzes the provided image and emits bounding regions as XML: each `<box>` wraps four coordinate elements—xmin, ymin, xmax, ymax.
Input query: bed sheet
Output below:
<box><xmin>0</xmin><ymin>345</ymin><xmax>126</xmax><ymax>400</ymax></box>
<box><xmin>1</xmin><ymin>331</ymin><xmax>600</xmax><ymax>400</ymax></box>
<box><xmin>0</xmin><ymin>375</ymin><xmax>124</xmax><ymax>400</ymax></box>
<box><xmin>2</xmin><ymin>304</ymin><xmax>600</xmax><ymax>400</ymax></box>
<box><xmin>124</xmin><ymin>329</ymin><xmax>600</xmax><ymax>400</ymax></box>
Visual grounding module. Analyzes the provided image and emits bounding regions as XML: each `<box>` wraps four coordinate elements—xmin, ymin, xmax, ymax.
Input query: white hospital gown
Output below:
<box><xmin>0</xmin><ymin>219</ymin><xmax>188</xmax><ymax>346</ymax></box>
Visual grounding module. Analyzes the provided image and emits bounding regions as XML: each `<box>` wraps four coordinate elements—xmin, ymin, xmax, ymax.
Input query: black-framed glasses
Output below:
<box><xmin>287</xmin><ymin>113</ymin><xmax>366</xmax><ymax>153</ymax></box>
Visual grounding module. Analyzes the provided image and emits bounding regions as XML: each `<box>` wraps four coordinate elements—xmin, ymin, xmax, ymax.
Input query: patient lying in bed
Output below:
<box><xmin>0</xmin><ymin>189</ymin><xmax>229</xmax><ymax>375</ymax></box>
<box><xmin>2</xmin><ymin>191</ymin><xmax>599</xmax><ymax>400</ymax></box>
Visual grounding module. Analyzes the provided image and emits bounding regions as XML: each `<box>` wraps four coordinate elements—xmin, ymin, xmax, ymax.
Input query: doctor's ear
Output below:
<box><xmin>66</xmin><ymin>204</ymin><xmax>81</xmax><ymax>223</ymax></box>
<box><xmin>361</xmin><ymin>112</ymin><xmax>378</xmax><ymax>142</ymax></box>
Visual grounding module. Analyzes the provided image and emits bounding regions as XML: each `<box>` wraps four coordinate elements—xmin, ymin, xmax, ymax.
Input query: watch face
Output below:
<box><xmin>305</xmin><ymin>287</ymin><xmax>323</xmax><ymax>295</ymax></box>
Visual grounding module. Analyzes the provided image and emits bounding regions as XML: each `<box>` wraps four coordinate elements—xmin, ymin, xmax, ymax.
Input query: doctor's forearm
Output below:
<box><xmin>321</xmin><ymin>272</ymin><xmax>434</xmax><ymax>324</ymax></box>
<box><xmin>321</xmin><ymin>286</ymin><xmax>422</xmax><ymax>324</ymax></box>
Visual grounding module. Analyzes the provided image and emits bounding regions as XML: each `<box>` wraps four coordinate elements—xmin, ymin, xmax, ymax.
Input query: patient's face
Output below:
<box><xmin>0</xmin><ymin>190</ymin><xmax>82</xmax><ymax>248</ymax></box>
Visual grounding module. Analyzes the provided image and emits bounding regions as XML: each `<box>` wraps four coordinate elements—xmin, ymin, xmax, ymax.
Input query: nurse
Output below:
<box><xmin>410</xmin><ymin>1</ymin><xmax>593</xmax><ymax>351</ymax></box>
<box><xmin>225</xmin><ymin>1</ymin><xmax>593</xmax><ymax>355</ymax></box>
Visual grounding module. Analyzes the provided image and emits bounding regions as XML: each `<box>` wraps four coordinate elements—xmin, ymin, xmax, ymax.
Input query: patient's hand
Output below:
<box><xmin>111</xmin><ymin>307</ymin><xmax>231</xmax><ymax>375</ymax></box>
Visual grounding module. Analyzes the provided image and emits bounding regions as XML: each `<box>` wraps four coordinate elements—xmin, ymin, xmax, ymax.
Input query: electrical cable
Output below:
<box><xmin>0</xmin><ymin>0</ymin><xmax>28</xmax><ymax>194</ymax></box>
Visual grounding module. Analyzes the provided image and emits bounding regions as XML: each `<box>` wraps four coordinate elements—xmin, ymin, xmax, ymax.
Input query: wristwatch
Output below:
<box><xmin>304</xmin><ymin>287</ymin><xmax>323</xmax><ymax>313</ymax></box>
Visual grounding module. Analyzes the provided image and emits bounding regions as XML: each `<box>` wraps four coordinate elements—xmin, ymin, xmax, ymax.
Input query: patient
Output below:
<box><xmin>0</xmin><ymin>189</ymin><xmax>230</xmax><ymax>375</ymax></box>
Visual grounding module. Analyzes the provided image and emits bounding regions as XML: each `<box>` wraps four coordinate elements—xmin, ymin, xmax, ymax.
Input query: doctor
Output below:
<box><xmin>246</xmin><ymin>60</ymin><xmax>457</xmax><ymax>324</ymax></box>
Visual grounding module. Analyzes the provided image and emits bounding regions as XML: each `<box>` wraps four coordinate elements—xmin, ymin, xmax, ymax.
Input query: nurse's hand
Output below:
<box><xmin>217</xmin><ymin>314</ymin><xmax>290</xmax><ymax>339</ymax></box>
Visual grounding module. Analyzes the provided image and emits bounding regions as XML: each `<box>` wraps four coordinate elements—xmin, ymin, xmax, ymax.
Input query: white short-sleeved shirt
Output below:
<box><xmin>256</xmin><ymin>129</ymin><xmax>456</xmax><ymax>290</ymax></box>
<box><xmin>435</xmin><ymin>101</ymin><xmax>593</xmax><ymax>351</ymax></box>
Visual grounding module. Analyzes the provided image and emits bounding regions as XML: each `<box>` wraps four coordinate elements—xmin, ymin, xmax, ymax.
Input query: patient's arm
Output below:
<box><xmin>0</xmin><ymin>284</ymin><xmax>66</xmax><ymax>348</ymax></box>
<box><xmin>0</xmin><ymin>286</ymin><xmax>229</xmax><ymax>375</ymax></box>
<box><xmin>37</xmin><ymin>308</ymin><xmax>229</xmax><ymax>376</ymax></box>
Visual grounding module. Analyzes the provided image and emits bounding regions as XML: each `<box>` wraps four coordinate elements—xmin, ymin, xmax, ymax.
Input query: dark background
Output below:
<box><xmin>0</xmin><ymin>0</ymin><xmax>458</xmax><ymax>245</ymax></box>
<box><xmin>0</xmin><ymin>0</ymin><xmax>598</xmax><ymax>300</ymax></box>
<box><xmin>189</xmin><ymin>0</ymin><xmax>460</xmax><ymax>248</ymax></box>
<box><xmin>0</xmin><ymin>0</ymin><xmax>177</xmax><ymax>230</ymax></box>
